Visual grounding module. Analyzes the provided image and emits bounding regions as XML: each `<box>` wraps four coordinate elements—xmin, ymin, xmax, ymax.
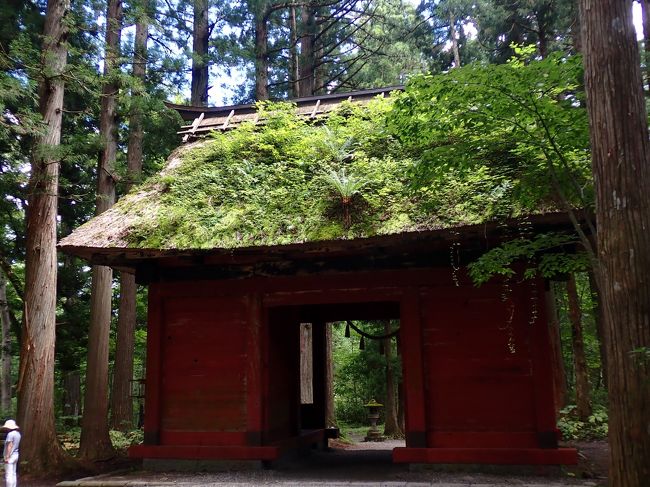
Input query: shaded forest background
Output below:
<box><xmin>0</xmin><ymin>0</ymin><xmax>648</xmax><ymax>480</ymax></box>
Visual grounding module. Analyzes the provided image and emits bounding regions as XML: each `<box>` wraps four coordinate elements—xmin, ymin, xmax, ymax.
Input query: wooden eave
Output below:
<box><xmin>58</xmin><ymin>211</ymin><xmax>586</xmax><ymax>275</ymax></box>
<box><xmin>167</xmin><ymin>86</ymin><xmax>403</xmax><ymax>142</ymax></box>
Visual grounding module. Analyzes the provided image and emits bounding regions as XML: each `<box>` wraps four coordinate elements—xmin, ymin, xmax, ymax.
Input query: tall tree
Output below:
<box><xmin>325</xmin><ymin>324</ymin><xmax>336</xmax><ymax>427</ymax></box>
<box><xmin>299</xmin><ymin>5</ymin><xmax>316</xmax><ymax>96</ymax></box>
<box><xmin>382</xmin><ymin>320</ymin><xmax>401</xmax><ymax>437</ymax></box>
<box><xmin>79</xmin><ymin>0</ymin><xmax>122</xmax><ymax>461</ymax></box>
<box><xmin>580</xmin><ymin>1</ymin><xmax>650</xmax><ymax>484</ymax></box>
<box><xmin>448</xmin><ymin>12</ymin><xmax>461</xmax><ymax>68</ymax></box>
<box><xmin>566</xmin><ymin>273</ymin><xmax>592</xmax><ymax>421</ymax></box>
<box><xmin>545</xmin><ymin>282</ymin><xmax>568</xmax><ymax>413</ymax></box>
<box><xmin>0</xmin><ymin>272</ymin><xmax>12</xmax><ymax>413</ymax></box>
<box><xmin>111</xmin><ymin>0</ymin><xmax>150</xmax><ymax>432</ymax></box>
<box><xmin>289</xmin><ymin>5</ymin><xmax>299</xmax><ymax>98</ymax></box>
<box><xmin>587</xmin><ymin>271</ymin><xmax>607</xmax><ymax>387</ymax></box>
<box><xmin>191</xmin><ymin>0</ymin><xmax>209</xmax><ymax>105</ymax></box>
<box><xmin>478</xmin><ymin>0</ymin><xmax>574</xmax><ymax>62</ymax></box>
<box><xmin>337</xmin><ymin>0</ymin><xmax>428</xmax><ymax>89</ymax></box>
<box><xmin>17</xmin><ymin>0</ymin><xmax>71</xmax><ymax>474</ymax></box>
<box><xmin>254</xmin><ymin>0</ymin><xmax>270</xmax><ymax>100</ymax></box>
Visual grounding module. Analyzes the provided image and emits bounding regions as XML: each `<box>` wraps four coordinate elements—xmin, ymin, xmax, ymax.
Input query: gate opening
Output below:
<box><xmin>266</xmin><ymin>301</ymin><xmax>405</xmax><ymax>465</ymax></box>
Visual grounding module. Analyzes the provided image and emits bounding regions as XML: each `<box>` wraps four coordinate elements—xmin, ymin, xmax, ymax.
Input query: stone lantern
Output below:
<box><xmin>364</xmin><ymin>398</ymin><xmax>385</xmax><ymax>442</ymax></box>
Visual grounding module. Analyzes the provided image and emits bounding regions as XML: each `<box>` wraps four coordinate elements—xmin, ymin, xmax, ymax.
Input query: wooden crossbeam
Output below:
<box><xmin>182</xmin><ymin>112</ymin><xmax>205</xmax><ymax>142</ymax></box>
<box><xmin>310</xmin><ymin>99</ymin><xmax>321</xmax><ymax>118</ymax></box>
<box><xmin>222</xmin><ymin>109</ymin><xmax>235</xmax><ymax>129</ymax></box>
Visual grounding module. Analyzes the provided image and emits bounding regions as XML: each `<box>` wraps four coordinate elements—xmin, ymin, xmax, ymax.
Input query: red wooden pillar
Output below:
<box><xmin>246</xmin><ymin>293</ymin><xmax>263</xmax><ymax>445</ymax></box>
<box><xmin>400</xmin><ymin>289</ymin><xmax>427</xmax><ymax>447</ymax></box>
<box><xmin>143</xmin><ymin>282</ymin><xmax>163</xmax><ymax>445</ymax></box>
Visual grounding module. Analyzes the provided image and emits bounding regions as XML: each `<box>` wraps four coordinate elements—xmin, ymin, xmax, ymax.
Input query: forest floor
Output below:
<box><xmin>17</xmin><ymin>437</ymin><xmax>609</xmax><ymax>486</ymax></box>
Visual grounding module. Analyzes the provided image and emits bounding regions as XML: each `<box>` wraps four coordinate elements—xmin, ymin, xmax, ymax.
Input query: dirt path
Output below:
<box><xmin>19</xmin><ymin>438</ymin><xmax>608</xmax><ymax>486</ymax></box>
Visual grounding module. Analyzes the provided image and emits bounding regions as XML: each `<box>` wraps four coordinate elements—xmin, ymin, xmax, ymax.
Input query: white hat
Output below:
<box><xmin>2</xmin><ymin>420</ymin><xmax>18</xmax><ymax>430</ymax></box>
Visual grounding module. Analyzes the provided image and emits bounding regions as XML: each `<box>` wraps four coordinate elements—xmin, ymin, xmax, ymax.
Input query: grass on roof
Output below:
<box><xmin>115</xmin><ymin>97</ymin><xmax>531</xmax><ymax>250</ymax></box>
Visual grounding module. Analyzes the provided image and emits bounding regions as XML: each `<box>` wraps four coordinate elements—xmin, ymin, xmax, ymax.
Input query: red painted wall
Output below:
<box><xmin>157</xmin><ymin>295</ymin><xmax>250</xmax><ymax>446</ymax></box>
<box><xmin>142</xmin><ymin>267</ymin><xmax>559</xmax><ymax>457</ymax></box>
<box><xmin>421</xmin><ymin>282</ymin><xmax>539</xmax><ymax>448</ymax></box>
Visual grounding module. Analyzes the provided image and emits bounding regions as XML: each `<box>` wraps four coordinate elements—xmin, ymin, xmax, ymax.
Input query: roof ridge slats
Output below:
<box><xmin>173</xmin><ymin>86</ymin><xmax>405</xmax><ymax>141</ymax></box>
<box><xmin>182</xmin><ymin>112</ymin><xmax>205</xmax><ymax>143</ymax></box>
<box><xmin>222</xmin><ymin>109</ymin><xmax>235</xmax><ymax>129</ymax></box>
<box><xmin>310</xmin><ymin>99</ymin><xmax>321</xmax><ymax>118</ymax></box>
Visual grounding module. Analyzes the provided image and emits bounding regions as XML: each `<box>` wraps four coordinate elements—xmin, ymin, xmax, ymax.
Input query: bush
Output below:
<box><xmin>557</xmin><ymin>405</ymin><xmax>608</xmax><ymax>440</ymax></box>
<box><xmin>109</xmin><ymin>429</ymin><xmax>144</xmax><ymax>451</ymax></box>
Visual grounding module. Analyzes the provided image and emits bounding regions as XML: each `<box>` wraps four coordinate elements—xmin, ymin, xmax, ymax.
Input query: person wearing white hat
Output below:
<box><xmin>2</xmin><ymin>420</ymin><xmax>20</xmax><ymax>487</ymax></box>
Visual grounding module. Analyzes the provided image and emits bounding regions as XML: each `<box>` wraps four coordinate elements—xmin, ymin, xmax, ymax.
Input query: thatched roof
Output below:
<box><xmin>59</xmin><ymin>89</ymin><xmax>577</xmax><ymax>269</ymax></box>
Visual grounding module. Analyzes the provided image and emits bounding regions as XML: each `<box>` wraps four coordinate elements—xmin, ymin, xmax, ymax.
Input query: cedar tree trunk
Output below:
<box><xmin>63</xmin><ymin>370</ymin><xmax>82</xmax><ymax>427</ymax></box>
<box><xmin>254</xmin><ymin>8</ymin><xmax>269</xmax><ymax>100</ymax></box>
<box><xmin>299</xmin><ymin>6</ymin><xmax>315</xmax><ymax>96</ymax></box>
<box><xmin>383</xmin><ymin>321</ymin><xmax>401</xmax><ymax>437</ymax></box>
<box><xmin>449</xmin><ymin>13</ymin><xmax>461</xmax><ymax>68</ymax></box>
<box><xmin>17</xmin><ymin>0</ymin><xmax>71</xmax><ymax>474</ymax></box>
<box><xmin>545</xmin><ymin>282</ymin><xmax>568</xmax><ymax>413</ymax></box>
<box><xmin>79</xmin><ymin>0</ymin><xmax>121</xmax><ymax>461</ymax></box>
<box><xmin>111</xmin><ymin>8</ymin><xmax>148</xmax><ymax>432</ymax></box>
<box><xmin>313</xmin><ymin>12</ymin><xmax>324</xmax><ymax>94</ymax></box>
<box><xmin>587</xmin><ymin>270</ymin><xmax>607</xmax><ymax>388</ymax></box>
<box><xmin>580</xmin><ymin>1</ymin><xmax>650</xmax><ymax>484</ymax></box>
<box><xmin>289</xmin><ymin>6</ymin><xmax>299</xmax><ymax>98</ymax></box>
<box><xmin>534</xmin><ymin>6</ymin><xmax>549</xmax><ymax>59</ymax></box>
<box><xmin>0</xmin><ymin>273</ymin><xmax>12</xmax><ymax>413</ymax></box>
<box><xmin>191</xmin><ymin>0</ymin><xmax>209</xmax><ymax>106</ymax></box>
<box><xmin>325</xmin><ymin>323</ymin><xmax>336</xmax><ymax>427</ymax></box>
<box><xmin>111</xmin><ymin>271</ymin><xmax>136</xmax><ymax>431</ymax></box>
<box><xmin>395</xmin><ymin>331</ymin><xmax>405</xmax><ymax>432</ymax></box>
<box><xmin>566</xmin><ymin>274</ymin><xmax>592</xmax><ymax>421</ymax></box>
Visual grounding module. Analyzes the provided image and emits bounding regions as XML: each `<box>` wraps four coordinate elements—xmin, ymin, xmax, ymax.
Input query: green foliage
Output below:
<box><xmin>476</xmin><ymin>0</ymin><xmax>576</xmax><ymax>63</ymax></box>
<box><xmin>336</xmin><ymin>422</ymin><xmax>371</xmax><ymax>442</ymax></box>
<box><xmin>322</xmin><ymin>168</ymin><xmax>367</xmax><ymax>203</ymax></box>
<box><xmin>468</xmin><ymin>232</ymin><xmax>590</xmax><ymax>285</ymax></box>
<box><xmin>332</xmin><ymin>321</ymin><xmax>400</xmax><ymax>425</ymax></box>
<box><xmin>58</xmin><ymin>428</ymin><xmax>144</xmax><ymax>454</ymax></box>
<box><xmin>551</xmin><ymin>276</ymin><xmax>608</xmax><ymax>411</ymax></box>
<box><xmin>335</xmin><ymin>0</ymin><xmax>430</xmax><ymax>87</ymax></box>
<box><xmin>109</xmin><ymin>428</ymin><xmax>145</xmax><ymax>450</ymax></box>
<box><xmin>122</xmin><ymin>97</ymin><xmax>433</xmax><ymax>248</ymax></box>
<box><xmin>558</xmin><ymin>405</ymin><xmax>608</xmax><ymax>441</ymax></box>
<box><xmin>389</xmin><ymin>49</ymin><xmax>591</xmax><ymax>219</ymax></box>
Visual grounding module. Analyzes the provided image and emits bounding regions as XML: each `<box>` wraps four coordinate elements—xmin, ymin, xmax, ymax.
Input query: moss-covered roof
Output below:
<box><xmin>59</xmin><ymin>96</ymin><xmax>558</xmax><ymax>258</ymax></box>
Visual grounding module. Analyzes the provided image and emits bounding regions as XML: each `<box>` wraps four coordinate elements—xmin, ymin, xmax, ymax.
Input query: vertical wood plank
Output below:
<box><xmin>299</xmin><ymin>323</ymin><xmax>314</xmax><ymax>404</ymax></box>
<box><xmin>400</xmin><ymin>289</ymin><xmax>427</xmax><ymax>447</ymax></box>
<box><xmin>246</xmin><ymin>293</ymin><xmax>263</xmax><ymax>445</ymax></box>
<box><xmin>143</xmin><ymin>282</ymin><xmax>163</xmax><ymax>444</ymax></box>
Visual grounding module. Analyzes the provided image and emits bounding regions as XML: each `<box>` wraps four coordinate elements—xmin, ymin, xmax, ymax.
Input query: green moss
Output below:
<box><xmin>116</xmin><ymin>97</ymin><xmax>525</xmax><ymax>250</ymax></box>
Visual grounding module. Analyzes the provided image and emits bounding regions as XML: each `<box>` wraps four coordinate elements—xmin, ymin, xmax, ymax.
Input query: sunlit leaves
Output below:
<box><xmin>468</xmin><ymin>231</ymin><xmax>590</xmax><ymax>285</ymax></box>
<box><xmin>389</xmin><ymin>49</ymin><xmax>591</xmax><ymax>217</ymax></box>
